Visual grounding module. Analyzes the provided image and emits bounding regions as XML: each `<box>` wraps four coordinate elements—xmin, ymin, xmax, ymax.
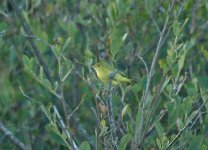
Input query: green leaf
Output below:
<box><xmin>156</xmin><ymin>138</ymin><xmax>162</xmax><ymax>149</ymax></box>
<box><xmin>65</xmin><ymin>59</ymin><xmax>73</xmax><ymax>71</ymax></box>
<box><xmin>178</xmin><ymin>53</ymin><xmax>185</xmax><ymax>73</ymax></box>
<box><xmin>168</xmin><ymin>107</ymin><xmax>180</xmax><ymax>128</ymax></box>
<box><xmin>35</xmin><ymin>31</ymin><xmax>48</xmax><ymax>53</ymax></box>
<box><xmin>154</xmin><ymin>120</ymin><xmax>164</xmax><ymax>137</ymax></box>
<box><xmin>23</xmin><ymin>55</ymin><xmax>31</xmax><ymax>71</ymax></box>
<box><xmin>99</xmin><ymin>119</ymin><xmax>108</xmax><ymax>136</ymax></box>
<box><xmin>62</xmin><ymin>59</ymin><xmax>74</xmax><ymax>81</ymax></box>
<box><xmin>45</xmin><ymin>123</ymin><xmax>69</xmax><ymax>147</ymax></box>
<box><xmin>135</xmin><ymin>105</ymin><xmax>142</xmax><ymax>129</ymax></box>
<box><xmin>23</xmin><ymin>55</ymin><xmax>36</xmax><ymax>77</ymax></box>
<box><xmin>183</xmin><ymin>39</ymin><xmax>195</xmax><ymax>52</ymax></box>
<box><xmin>145</xmin><ymin>0</ymin><xmax>156</xmax><ymax>12</ymax></box>
<box><xmin>184</xmin><ymin>82</ymin><xmax>197</xmax><ymax>96</ymax></box>
<box><xmin>84</xmin><ymin>49</ymin><xmax>93</xmax><ymax>59</ymax></box>
<box><xmin>187</xmin><ymin>135</ymin><xmax>203</xmax><ymax>150</ymax></box>
<box><xmin>39</xmin><ymin>66</ymin><xmax>44</xmax><ymax>80</ymax></box>
<box><xmin>52</xmin><ymin>46</ymin><xmax>61</xmax><ymax>59</ymax></box>
<box><xmin>41</xmin><ymin>104</ymin><xmax>51</xmax><ymax>120</ymax></box>
<box><xmin>0</xmin><ymin>22</ymin><xmax>7</xmax><ymax>32</ymax></box>
<box><xmin>107</xmin><ymin>2</ymin><xmax>117</xmax><ymax>22</ymax></box>
<box><xmin>187</xmin><ymin>110</ymin><xmax>197</xmax><ymax>123</ymax></box>
<box><xmin>201</xmin><ymin>46</ymin><xmax>208</xmax><ymax>61</ymax></box>
<box><xmin>198</xmin><ymin>76</ymin><xmax>208</xmax><ymax>89</ymax></box>
<box><xmin>62</xmin><ymin>36</ymin><xmax>71</xmax><ymax>52</ymax></box>
<box><xmin>206</xmin><ymin>1</ymin><xmax>208</xmax><ymax>10</ymax></box>
<box><xmin>121</xmin><ymin>104</ymin><xmax>129</xmax><ymax>118</ymax></box>
<box><xmin>116</xmin><ymin>0</ymin><xmax>131</xmax><ymax>16</ymax></box>
<box><xmin>110</xmin><ymin>27</ymin><xmax>124</xmax><ymax>57</ymax></box>
<box><xmin>53</xmin><ymin>81</ymin><xmax>59</xmax><ymax>91</ymax></box>
<box><xmin>79</xmin><ymin>141</ymin><xmax>91</xmax><ymax>150</ymax></box>
<box><xmin>118</xmin><ymin>133</ymin><xmax>132</xmax><ymax>150</ymax></box>
<box><xmin>159</xmin><ymin>59</ymin><xmax>169</xmax><ymax>72</ymax></box>
<box><xmin>122</xmin><ymin>33</ymin><xmax>128</xmax><ymax>42</ymax></box>
<box><xmin>42</xmin><ymin>78</ymin><xmax>53</xmax><ymax>90</ymax></box>
<box><xmin>160</xmin><ymin>76</ymin><xmax>171</xmax><ymax>92</ymax></box>
<box><xmin>201</xmin><ymin>144</ymin><xmax>208</xmax><ymax>150</ymax></box>
<box><xmin>173</xmin><ymin>21</ymin><xmax>180</xmax><ymax>37</ymax></box>
<box><xmin>176</xmin><ymin>118</ymin><xmax>184</xmax><ymax>131</ymax></box>
<box><xmin>182</xmin><ymin>97</ymin><xmax>193</xmax><ymax>117</ymax></box>
<box><xmin>68</xmin><ymin>22</ymin><xmax>78</xmax><ymax>37</ymax></box>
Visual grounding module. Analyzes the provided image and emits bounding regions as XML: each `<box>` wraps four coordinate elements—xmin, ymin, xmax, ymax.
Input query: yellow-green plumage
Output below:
<box><xmin>92</xmin><ymin>62</ymin><xmax>135</xmax><ymax>85</ymax></box>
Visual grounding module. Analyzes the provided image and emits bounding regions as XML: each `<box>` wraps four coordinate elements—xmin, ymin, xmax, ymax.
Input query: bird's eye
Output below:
<box><xmin>97</xmin><ymin>65</ymin><xmax>100</xmax><ymax>67</ymax></box>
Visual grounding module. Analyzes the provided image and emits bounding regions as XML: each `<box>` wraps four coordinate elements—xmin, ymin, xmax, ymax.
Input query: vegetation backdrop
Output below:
<box><xmin>0</xmin><ymin>0</ymin><xmax>208</xmax><ymax>150</ymax></box>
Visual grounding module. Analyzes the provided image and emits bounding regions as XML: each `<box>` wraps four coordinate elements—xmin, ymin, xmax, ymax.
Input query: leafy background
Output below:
<box><xmin>0</xmin><ymin>0</ymin><xmax>208</xmax><ymax>149</ymax></box>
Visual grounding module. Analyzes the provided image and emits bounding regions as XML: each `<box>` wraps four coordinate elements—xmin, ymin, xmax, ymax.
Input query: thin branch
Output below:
<box><xmin>20</xmin><ymin>87</ymin><xmax>77</xmax><ymax>149</ymax></box>
<box><xmin>189</xmin><ymin>111</ymin><xmax>208</xmax><ymax>130</ymax></box>
<box><xmin>175</xmin><ymin>72</ymin><xmax>188</xmax><ymax>95</ymax></box>
<box><xmin>74</xmin><ymin>69</ymin><xmax>98</xmax><ymax>149</ymax></box>
<box><xmin>57</xmin><ymin>58</ymin><xmax>74</xmax><ymax>148</ymax></box>
<box><xmin>165</xmin><ymin>97</ymin><xmax>208</xmax><ymax>150</ymax></box>
<box><xmin>142</xmin><ymin>14</ymin><xmax>169</xmax><ymax>104</ymax></box>
<box><xmin>136</xmin><ymin>0</ymin><xmax>176</xmax><ymax>147</ymax></box>
<box><xmin>144</xmin><ymin>109</ymin><xmax>167</xmax><ymax>138</ymax></box>
<box><xmin>0</xmin><ymin>122</ymin><xmax>27</xmax><ymax>150</ymax></box>
<box><xmin>91</xmin><ymin>107</ymin><xmax>100</xmax><ymax>150</ymax></box>
<box><xmin>136</xmin><ymin>55</ymin><xmax>149</xmax><ymax>76</ymax></box>
<box><xmin>142</xmin><ymin>0</ymin><xmax>176</xmax><ymax>102</ymax></box>
<box><xmin>106</xmin><ymin>71</ymin><xmax>118</xmax><ymax>149</ymax></box>
<box><xmin>145</xmin><ymin>0</ymin><xmax>161</xmax><ymax>33</ymax></box>
<box><xmin>8</xmin><ymin>0</ymin><xmax>52</xmax><ymax>83</ymax></box>
<box><xmin>149</xmin><ymin>89</ymin><xmax>208</xmax><ymax>142</ymax></box>
<box><xmin>140</xmin><ymin>75</ymin><xmax>167</xmax><ymax>143</ymax></box>
<box><xmin>53</xmin><ymin>106</ymin><xmax>78</xmax><ymax>150</ymax></box>
<box><xmin>136</xmin><ymin>12</ymin><xmax>170</xmax><ymax>147</ymax></box>
<box><xmin>23</xmin><ymin>34</ymin><xmax>52</xmax><ymax>48</ymax></box>
<box><xmin>68</xmin><ymin>95</ymin><xmax>85</xmax><ymax>119</ymax></box>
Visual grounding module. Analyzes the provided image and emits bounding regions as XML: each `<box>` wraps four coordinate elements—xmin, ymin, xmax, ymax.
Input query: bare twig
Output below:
<box><xmin>8</xmin><ymin>0</ymin><xmax>52</xmax><ymax>83</ymax></box>
<box><xmin>0</xmin><ymin>122</ymin><xmax>27</xmax><ymax>150</ymax></box>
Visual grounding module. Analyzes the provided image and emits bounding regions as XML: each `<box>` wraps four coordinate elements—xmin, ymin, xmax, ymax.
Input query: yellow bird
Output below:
<box><xmin>92</xmin><ymin>61</ymin><xmax>136</xmax><ymax>85</ymax></box>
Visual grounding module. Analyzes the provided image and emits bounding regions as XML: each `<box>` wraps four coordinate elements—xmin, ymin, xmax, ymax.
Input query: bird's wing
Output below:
<box><xmin>113</xmin><ymin>71</ymin><xmax>132</xmax><ymax>83</ymax></box>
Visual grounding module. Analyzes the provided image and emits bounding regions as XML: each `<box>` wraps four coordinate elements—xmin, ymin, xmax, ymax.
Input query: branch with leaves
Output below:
<box><xmin>0</xmin><ymin>121</ymin><xmax>27</xmax><ymax>150</ymax></box>
<box><xmin>8</xmin><ymin>0</ymin><xmax>52</xmax><ymax>82</ymax></box>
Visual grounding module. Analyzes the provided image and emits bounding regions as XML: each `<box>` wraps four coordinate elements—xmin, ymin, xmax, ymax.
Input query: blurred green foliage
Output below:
<box><xmin>0</xmin><ymin>0</ymin><xmax>208</xmax><ymax>149</ymax></box>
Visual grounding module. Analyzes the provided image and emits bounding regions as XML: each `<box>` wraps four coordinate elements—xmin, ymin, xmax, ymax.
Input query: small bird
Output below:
<box><xmin>92</xmin><ymin>61</ymin><xmax>136</xmax><ymax>85</ymax></box>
